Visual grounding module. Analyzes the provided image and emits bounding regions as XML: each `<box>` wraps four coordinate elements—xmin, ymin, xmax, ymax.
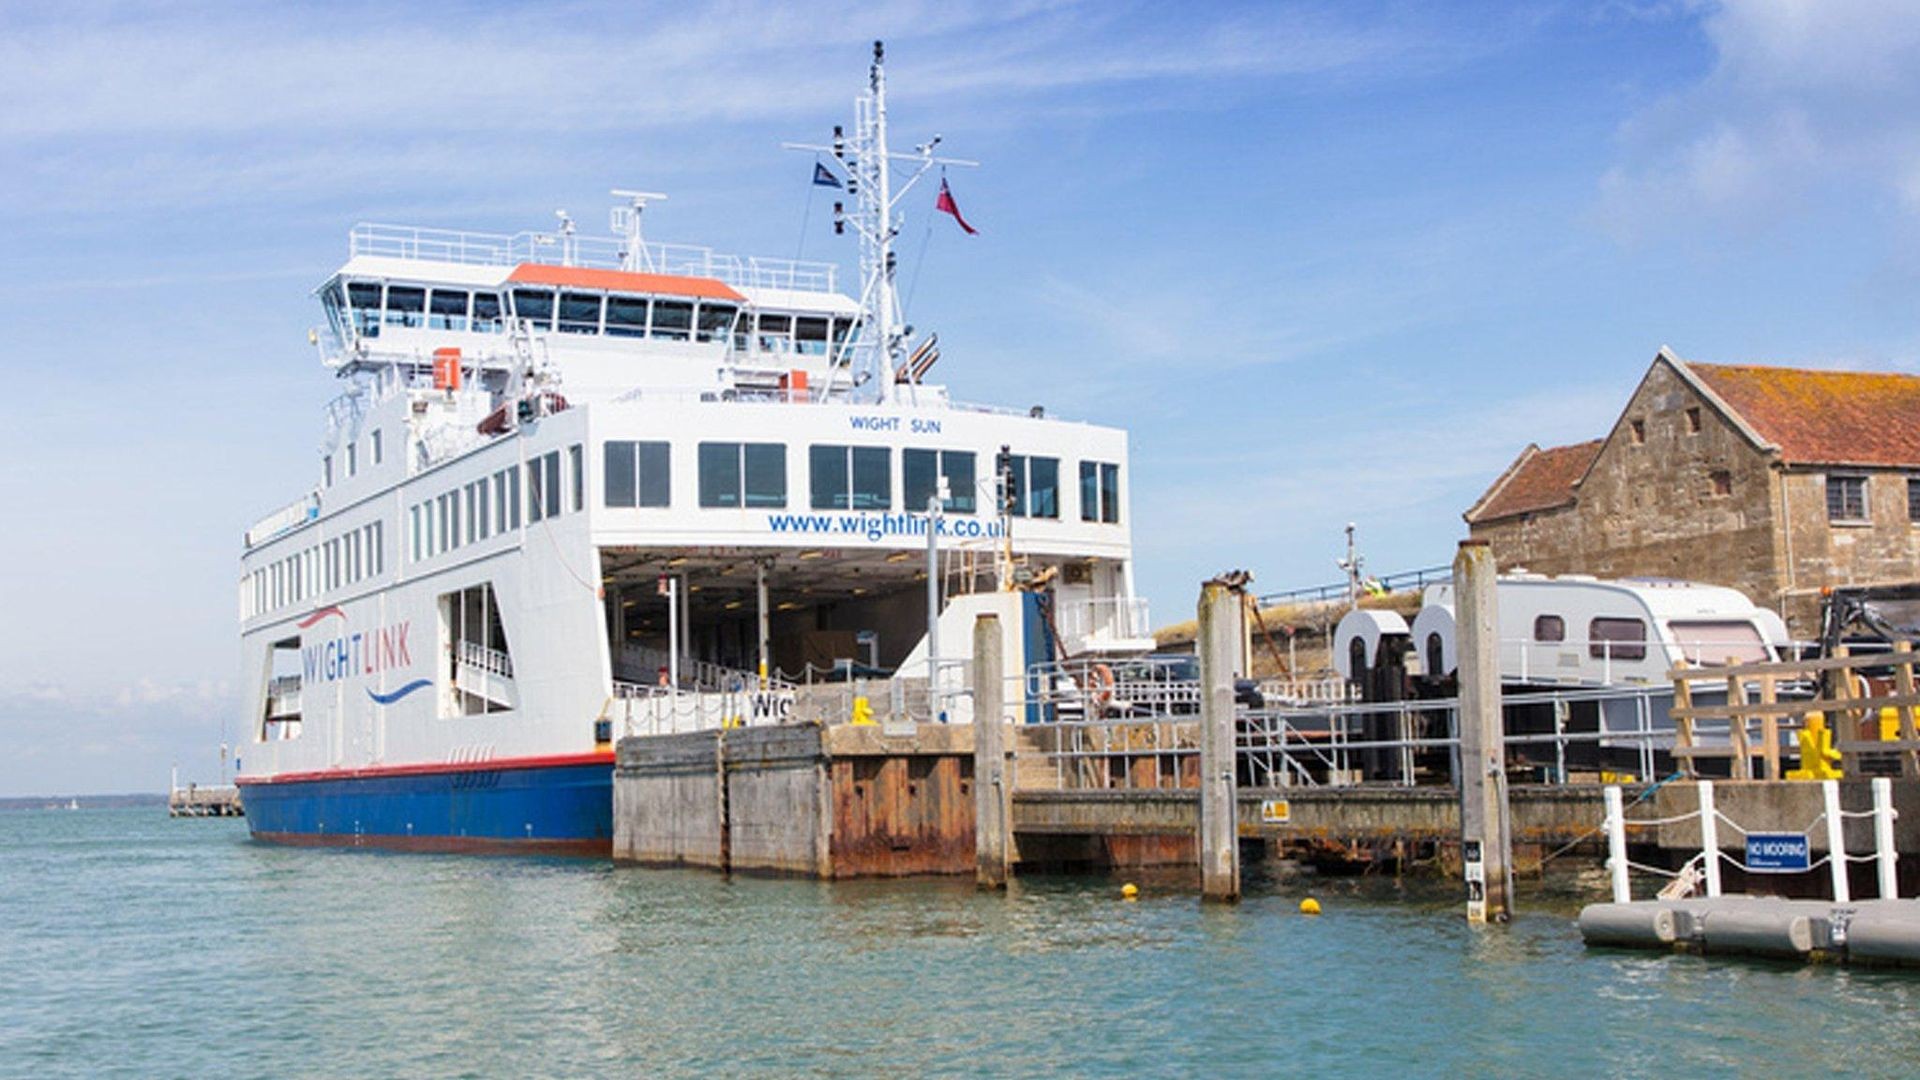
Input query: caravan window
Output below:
<box><xmin>1533</xmin><ymin>615</ymin><xmax>1565</xmax><ymax>643</ymax></box>
<box><xmin>1588</xmin><ymin>618</ymin><xmax>1647</xmax><ymax>662</ymax></box>
<box><xmin>1669</xmin><ymin>620</ymin><xmax>1768</xmax><ymax>666</ymax></box>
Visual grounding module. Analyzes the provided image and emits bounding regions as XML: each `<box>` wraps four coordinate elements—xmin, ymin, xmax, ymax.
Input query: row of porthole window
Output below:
<box><xmin>244</xmin><ymin>522</ymin><xmax>385</xmax><ymax>619</ymax></box>
<box><xmin>409</xmin><ymin>448</ymin><xmax>585</xmax><ymax>563</ymax></box>
<box><xmin>603</xmin><ymin>440</ymin><xmax>1123</xmax><ymax>523</ymax></box>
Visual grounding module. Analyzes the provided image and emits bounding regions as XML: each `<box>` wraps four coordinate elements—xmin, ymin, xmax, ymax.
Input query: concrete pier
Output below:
<box><xmin>169</xmin><ymin>785</ymin><xmax>243</xmax><ymax>818</ymax></box>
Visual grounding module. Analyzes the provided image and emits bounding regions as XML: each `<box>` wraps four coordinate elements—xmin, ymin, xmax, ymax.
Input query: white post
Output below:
<box><xmin>756</xmin><ymin>560</ymin><xmax>770</xmax><ymax>689</ymax></box>
<box><xmin>1823</xmin><ymin>779</ymin><xmax>1850</xmax><ymax>904</ymax></box>
<box><xmin>926</xmin><ymin>490</ymin><xmax>943</xmax><ymax>721</ymax></box>
<box><xmin>1698</xmin><ymin>780</ymin><xmax>1723</xmax><ymax>898</ymax></box>
<box><xmin>1604</xmin><ymin>784</ymin><xmax>1631</xmax><ymax>904</ymax></box>
<box><xmin>667</xmin><ymin>577</ymin><xmax>680</xmax><ymax>696</ymax></box>
<box><xmin>1873</xmin><ymin>776</ymin><xmax>1899</xmax><ymax>900</ymax></box>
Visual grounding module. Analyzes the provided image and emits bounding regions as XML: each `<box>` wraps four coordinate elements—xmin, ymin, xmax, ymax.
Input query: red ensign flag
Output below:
<box><xmin>935</xmin><ymin>178</ymin><xmax>978</xmax><ymax>235</ymax></box>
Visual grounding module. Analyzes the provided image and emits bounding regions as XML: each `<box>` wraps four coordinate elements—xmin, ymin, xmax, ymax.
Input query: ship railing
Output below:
<box><xmin>457</xmin><ymin>640</ymin><xmax>514</xmax><ymax>679</ymax></box>
<box><xmin>1055</xmin><ymin>597</ymin><xmax>1152</xmax><ymax>646</ymax></box>
<box><xmin>349</xmin><ymin>223</ymin><xmax>837</xmax><ymax>292</ymax></box>
<box><xmin>245</xmin><ymin>493</ymin><xmax>320</xmax><ymax>549</ymax></box>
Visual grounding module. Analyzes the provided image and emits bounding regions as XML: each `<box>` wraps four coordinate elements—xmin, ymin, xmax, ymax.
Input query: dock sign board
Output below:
<box><xmin>1746</xmin><ymin>832</ymin><xmax>1811</xmax><ymax>873</ymax></box>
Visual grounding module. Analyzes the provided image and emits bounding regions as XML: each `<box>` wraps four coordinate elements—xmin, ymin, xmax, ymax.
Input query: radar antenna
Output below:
<box><xmin>784</xmin><ymin>41</ymin><xmax>977</xmax><ymax>403</ymax></box>
<box><xmin>611</xmin><ymin>189</ymin><xmax>669</xmax><ymax>272</ymax></box>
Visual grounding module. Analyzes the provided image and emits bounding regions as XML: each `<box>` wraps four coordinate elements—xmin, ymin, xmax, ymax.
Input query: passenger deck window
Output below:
<box><xmin>606</xmin><ymin>295</ymin><xmax>649</xmax><ymax>338</ymax></box>
<box><xmin>557</xmin><ymin>292</ymin><xmax>602</xmax><ymax>335</ymax></box>
<box><xmin>695</xmin><ymin>302</ymin><xmax>738</xmax><ymax>344</ymax></box>
<box><xmin>347</xmin><ymin>282</ymin><xmax>382</xmax><ymax>338</ymax></box>
<box><xmin>904</xmin><ymin>449</ymin><xmax>976</xmax><ymax>513</ymax></box>
<box><xmin>652</xmin><ymin>300</ymin><xmax>692</xmax><ymax>341</ymax></box>
<box><xmin>756</xmin><ymin>314</ymin><xmax>792</xmax><ymax>353</ymax></box>
<box><xmin>428</xmin><ymin>289</ymin><xmax>469</xmax><ymax>331</ymax></box>
<box><xmin>1005</xmin><ymin>454</ymin><xmax>1027</xmax><ymax>518</ymax></box>
<box><xmin>699</xmin><ymin>442</ymin><xmax>787</xmax><ymax>508</ymax></box>
<box><xmin>810</xmin><ymin>445</ymin><xmax>891</xmax><ymax>510</ymax></box>
<box><xmin>1029</xmin><ymin>457</ymin><xmax>1060</xmax><ymax>518</ymax></box>
<box><xmin>511</xmin><ymin>288</ymin><xmax>555</xmax><ymax>331</ymax></box>
<box><xmin>1080</xmin><ymin>461</ymin><xmax>1121</xmax><ymax>523</ymax></box>
<box><xmin>605</xmin><ymin>441</ymin><xmax>671</xmax><ymax>508</ymax></box>
<box><xmin>385</xmin><ymin>285</ymin><xmax>425</xmax><ymax>328</ymax></box>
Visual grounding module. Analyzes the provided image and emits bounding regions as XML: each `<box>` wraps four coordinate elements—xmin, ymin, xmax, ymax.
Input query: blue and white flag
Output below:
<box><xmin>812</xmin><ymin>162</ymin><xmax>843</xmax><ymax>188</ymax></box>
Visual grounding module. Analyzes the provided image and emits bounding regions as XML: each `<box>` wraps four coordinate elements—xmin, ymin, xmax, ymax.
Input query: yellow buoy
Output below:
<box><xmin>1299</xmin><ymin>897</ymin><xmax>1321</xmax><ymax>915</ymax></box>
<box><xmin>1120</xmin><ymin>883</ymin><xmax>1139</xmax><ymax>900</ymax></box>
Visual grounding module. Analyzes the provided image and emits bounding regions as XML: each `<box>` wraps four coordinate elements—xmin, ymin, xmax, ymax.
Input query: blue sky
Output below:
<box><xmin>5</xmin><ymin>0</ymin><xmax>1920</xmax><ymax>795</ymax></box>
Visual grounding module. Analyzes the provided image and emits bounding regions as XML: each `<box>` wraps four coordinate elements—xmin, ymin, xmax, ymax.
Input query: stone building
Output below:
<box><xmin>1465</xmin><ymin>348</ymin><xmax>1920</xmax><ymax>635</ymax></box>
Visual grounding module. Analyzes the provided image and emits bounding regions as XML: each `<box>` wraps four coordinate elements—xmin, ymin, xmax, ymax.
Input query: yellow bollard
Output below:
<box><xmin>1120</xmin><ymin>883</ymin><xmax>1139</xmax><ymax>900</ymax></box>
<box><xmin>850</xmin><ymin>697</ymin><xmax>875</xmax><ymax>726</ymax></box>
<box><xmin>1786</xmin><ymin>713</ymin><xmax>1843</xmax><ymax>781</ymax></box>
<box><xmin>1299</xmin><ymin>897</ymin><xmax>1321</xmax><ymax>915</ymax></box>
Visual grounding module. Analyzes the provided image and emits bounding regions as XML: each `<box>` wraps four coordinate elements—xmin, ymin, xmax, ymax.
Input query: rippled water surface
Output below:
<box><xmin>4</xmin><ymin>809</ymin><xmax>1920</xmax><ymax>1078</ymax></box>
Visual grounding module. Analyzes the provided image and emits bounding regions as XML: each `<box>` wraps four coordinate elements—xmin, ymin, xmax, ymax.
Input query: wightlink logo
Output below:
<box><xmin>298</xmin><ymin>607</ymin><xmax>426</xmax><ymax>704</ymax></box>
<box><xmin>766</xmin><ymin>511</ymin><xmax>1004</xmax><ymax>543</ymax></box>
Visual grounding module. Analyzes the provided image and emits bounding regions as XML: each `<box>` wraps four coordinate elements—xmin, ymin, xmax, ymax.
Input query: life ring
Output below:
<box><xmin>1087</xmin><ymin>663</ymin><xmax>1115</xmax><ymax>717</ymax></box>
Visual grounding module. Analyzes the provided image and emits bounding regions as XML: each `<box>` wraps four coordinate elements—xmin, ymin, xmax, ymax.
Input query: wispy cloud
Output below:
<box><xmin>1594</xmin><ymin>0</ymin><xmax>1920</xmax><ymax>241</ymax></box>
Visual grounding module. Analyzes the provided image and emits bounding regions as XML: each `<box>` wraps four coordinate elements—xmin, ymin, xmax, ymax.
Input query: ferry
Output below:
<box><xmin>233</xmin><ymin>44</ymin><xmax>1154</xmax><ymax>854</ymax></box>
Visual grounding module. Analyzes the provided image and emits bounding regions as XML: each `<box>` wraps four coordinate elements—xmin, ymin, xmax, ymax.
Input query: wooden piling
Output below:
<box><xmin>1198</xmin><ymin>578</ymin><xmax>1242</xmax><ymax>903</ymax></box>
<box><xmin>973</xmin><ymin>614</ymin><xmax>1010</xmax><ymax>890</ymax></box>
<box><xmin>1454</xmin><ymin>540</ymin><xmax>1513</xmax><ymax>923</ymax></box>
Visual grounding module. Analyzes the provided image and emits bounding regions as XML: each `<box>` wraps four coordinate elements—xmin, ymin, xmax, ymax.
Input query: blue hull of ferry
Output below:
<box><xmin>239</xmin><ymin>756</ymin><xmax>614</xmax><ymax>856</ymax></box>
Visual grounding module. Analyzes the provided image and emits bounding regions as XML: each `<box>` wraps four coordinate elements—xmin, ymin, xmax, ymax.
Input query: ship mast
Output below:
<box><xmin>785</xmin><ymin>41</ymin><xmax>976</xmax><ymax>403</ymax></box>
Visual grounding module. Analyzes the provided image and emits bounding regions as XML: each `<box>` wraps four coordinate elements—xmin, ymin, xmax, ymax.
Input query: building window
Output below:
<box><xmin>1910</xmin><ymin>478</ymin><xmax>1920</xmax><ymax>524</ymax></box>
<box><xmin>903</xmin><ymin>449</ymin><xmax>976</xmax><ymax>513</ymax></box>
<box><xmin>809</xmin><ymin>445</ymin><xmax>891</xmax><ymax>510</ymax></box>
<box><xmin>1533</xmin><ymin>615</ymin><xmax>1564</xmax><ymax>643</ymax></box>
<box><xmin>1685</xmin><ymin>406</ymin><xmax>1702</xmax><ymax>434</ymax></box>
<box><xmin>1826</xmin><ymin>474</ymin><xmax>1868</xmax><ymax>523</ymax></box>
<box><xmin>698</xmin><ymin>442</ymin><xmax>786</xmax><ymax>508</ymax></box>
<box><xmin>1588</xmin><ymin>617</ymin><xmax>1648</xmax><ymax>662</ymax></box>
<box><xmin>604</xmin><ymin>441</ymin><xmax>671</xmax><ymax>508</ymax></box>
<box><xmin>1710</xmin><ymin>469</ymin><xmax>1732</xmax><ymax>497</ymax></box>
<box><xmin>1628</xmin><ymin>418</ymin><xmax>1646</xmax><ymax>445</ymax></box>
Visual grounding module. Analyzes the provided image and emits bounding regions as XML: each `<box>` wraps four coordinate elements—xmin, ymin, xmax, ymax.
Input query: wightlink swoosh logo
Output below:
<box><xmin>367</xmin><ymin>679</ymin><xmax>433</xmax><ymax>705</ymax></box>
<box><xmin>297</xmin><ymin>606</ymin><xmax>347</xmax><ymax>629</ymax></box>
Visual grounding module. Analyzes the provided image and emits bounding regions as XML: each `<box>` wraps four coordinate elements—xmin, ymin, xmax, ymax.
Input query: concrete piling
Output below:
<box><xmin>1455</xmin><ymin>540</ymin><xmax>1513</xmax><ymax>923</ymax></box>
<box><xmin>973</xmin><ymin>613</ymin><xmax>1010</xmax><ymax>890</ymax></box>
<box><xmin>1198</xmin><ymin>578</ymin><xmax>1243</xmax><ymax>903</ymax></box>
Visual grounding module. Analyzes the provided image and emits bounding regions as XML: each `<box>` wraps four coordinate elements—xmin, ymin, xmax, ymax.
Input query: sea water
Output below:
<box><xmin>3</xmin><ymin>808</ymin><xmax>1918</xmax><ymax>1078</ymax></box>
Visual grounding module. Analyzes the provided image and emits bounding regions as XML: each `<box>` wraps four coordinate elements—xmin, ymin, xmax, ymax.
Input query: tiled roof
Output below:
<box><xmin>1689</xmin><ymin>362</ymin><xmax>1920</xmax><ymax>467</ymax></box>
<box><xmin>1468</xmin><ymin>439</ymin><xmax>1603</xmax><ymax>523</ymax></box>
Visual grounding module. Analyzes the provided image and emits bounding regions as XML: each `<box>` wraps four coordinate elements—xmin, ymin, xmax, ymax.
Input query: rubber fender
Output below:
<box><xmin>1700</xmin><ymin>906</ymin><xmax>1814</xmax><ymax>958</ymax></box>
<box><xmin>1578</xmin><ymin>903</ymin><xmax>1680</xmax><ymax>948</ymax></box>
<box><xmin>1845</xmin><ymin>903</ymin><xmax>1920</xmax><ymax>966</ymax></box>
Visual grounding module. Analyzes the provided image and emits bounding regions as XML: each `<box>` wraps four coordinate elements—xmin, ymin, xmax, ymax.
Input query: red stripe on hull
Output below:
<box><xmin>237</xmin><ymin>751</ymin><xmax>615</xmax><ymax>787</ymax></box>
<box><xmin>250</xmin><ymin>830</ymin><xmax>611</xmax><ymax>857</ymax></box>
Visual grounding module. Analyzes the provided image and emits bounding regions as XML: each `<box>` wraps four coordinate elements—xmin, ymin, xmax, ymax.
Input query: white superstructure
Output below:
<box><xmin>235</xmin><ymin>45</ymin><xmax>1151</xmax><ymax>784</ymax></box>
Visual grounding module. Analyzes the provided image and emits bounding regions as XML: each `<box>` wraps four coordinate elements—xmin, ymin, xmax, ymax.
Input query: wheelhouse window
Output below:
<box><xmin>903</xmin><ymin>449</ymin><xmax>976</xmax><ymax>513</ymax></box>
<box><xmin>510</xmin><ymin>288</ymin><xmax>555</xmax><ymax>331</ymax></box>
<box><xmin>557</xmin><ymin>292</ymin><xmax>602</xmax><ymax>335</ymax></box>
<box><xmin>756</xmin><ymin>313</ymin><xmax>792</xmax><ymax>353</ymax></box>
<box><xmin>810</xmin><ymin>445</ymin><xmax>891</xmax><ymax>510</ymax></box>
<box><xmin>830</xmin><ymin>317</ymin><xmax>857</xmax><ymax>361</ymax></box>
<box><xmin>695</xmin><ymin>302</ymin><xmax>738</xmax><ymax>344</ymax></box>
<box><xmin>795</xmin><ymin>316</ymin><xmax>830</xmax><ymax>355</ymax></box>
<box><xmin>1001</xmin><ymin>454</ymin><xmax>1059</xmax><ymax>518</ymax></box>
<box><xmin>1080</xmin><ymin>461</ymin><xmax>1120</xmax><ymax>523</ymax></box>
<box><xmin>322</xmin><ymin>282</ymin><xmax>347</xmax><ymax>341</ymax></box>
<box><xmin>384</xmin><ymin>285</ymin><xmax>425</xmax><ymax>328</ymax></box>
<box><xmin>605</xmin><ymin>441</ymin><xmax>670</xmax><ymax>508</ymax></box>
<box><xmin>1588</xmin><ymin>617</ymin><xmax>1647</xmax><ymax>662</ymax></box>
<box><xmin>428</xmin><ymin>288</ymin><xmax>469</xmax><ymax>331</ymax></box>
<box><xmin>606</xmin><ymin>295</ymin><xmax>649</xmax><ymax>338</ymax></box>
<box><xmin>347</xmin><ymin>281</ymin><xmax>382</xmax><ymax>338</ymax></box>
<box><xmin>699</xmin><ymin>442</ymin><xmax>786</xmax><ymax>508</ymax></box>
<box><xmin>1827</xmin><ymin>474</ymin><xmax>1868</xmax><ymax>523</ymax></box>
<box><xmin>651</xmin><ymin>300</ymin><xmax>692</xmax><ymax>341</ymax></box>
<box><xmin>472</xmin><ymin>293</ymin><xmax>504</xmax><ymax>333</ymax></box>
<box><xmin>1533</xmin><ymin>615</ymin><xmax>1564</xmax><ymax>642</ymax></box>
